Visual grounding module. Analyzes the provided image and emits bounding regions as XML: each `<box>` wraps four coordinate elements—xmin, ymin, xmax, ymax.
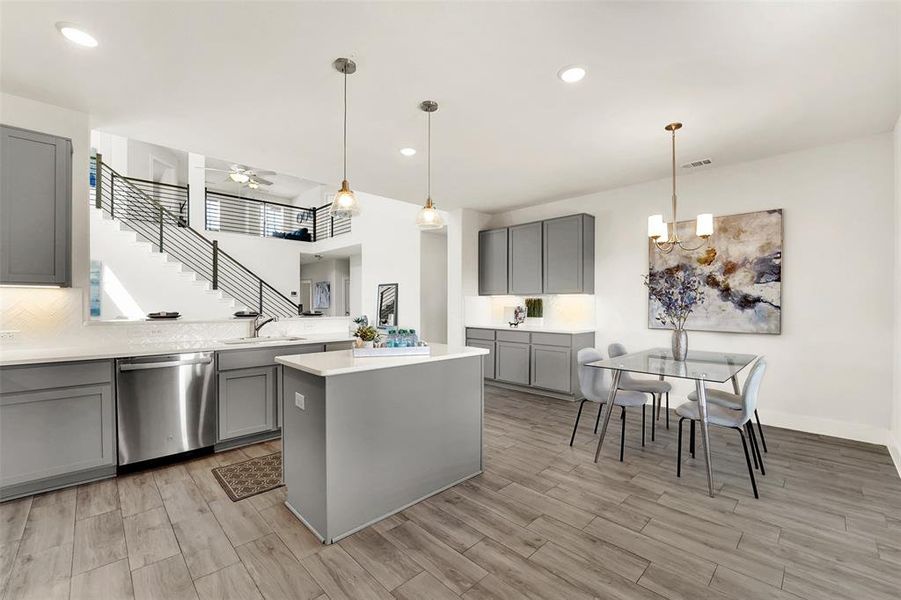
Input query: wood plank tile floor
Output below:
<box><xmin>2</xmin><ymin>385</ymin><xmax>900</xmax><ymax>599</ymax></box>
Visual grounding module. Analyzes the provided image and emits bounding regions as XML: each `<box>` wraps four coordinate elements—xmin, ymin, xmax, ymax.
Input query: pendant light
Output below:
<box><xmin>648</xmin><ymin>122</ymin><xmax>713</xmax><ymax>253</ymax></box>
<box><xmin>416</xmin><ymin>100</ymin><xmax>445</xmax><ymax>230</ymax></box>
<box><xmin>329</xmin><ymin>57</ymin><xmax>361</xmax><ymax>218</ymax></box>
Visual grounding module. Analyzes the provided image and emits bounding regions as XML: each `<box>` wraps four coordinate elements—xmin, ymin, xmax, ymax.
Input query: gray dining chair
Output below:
<box><xmin>675</xmin><ymin>358</ymin><xmax>767</xmax><ymax>498</ymax></box>
<box><xmin>608</xmin><ymin>343</ymin><xmax>672</xmax><ymax>440</ymax></box>
<box><xmin>571</xmin><ymin>348</ymin><xmax>649</xmax><ymax>461</ymax></box>
<box><xmin>685</xmin><ymin>364</ymin><xmax>768</xmax><ymax>453</ymax></box>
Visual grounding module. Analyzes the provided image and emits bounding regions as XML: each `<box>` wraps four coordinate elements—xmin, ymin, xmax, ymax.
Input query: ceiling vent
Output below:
<box><xmin>681</xmin><ymin>158</ymin><xmax>712</xmax><ymax>169</ymax></box>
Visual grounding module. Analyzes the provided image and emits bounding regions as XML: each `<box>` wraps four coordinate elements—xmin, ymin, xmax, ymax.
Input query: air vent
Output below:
<box><xmin>681</xmin><ymin>158</ymin><xmax>712</xmax><ymax>169</ymax></box>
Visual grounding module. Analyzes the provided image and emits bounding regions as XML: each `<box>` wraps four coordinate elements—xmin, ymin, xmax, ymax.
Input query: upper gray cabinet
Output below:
<box><xmin>479</xmin><ymin>228</ymin><xmax>508</xmax><ymax>295</ymax></box>
<box><xmin>542</xmin><ymin>214</ymin><xmax>594</xmax><ymax>294</ymax></box>
<box><xmin>507</xmin><ymin>222</ymin><xmax>543</xmax><ymax>295</ymax></box>
<box><xmin>0</xmin><ymin>125</ymin><xmax>72</xmax><ymax>286</ymax></box>
<box><xmin>478</xmin><ymin>213</ymin><xmax>594</xmax><ymax>296</ymax></box>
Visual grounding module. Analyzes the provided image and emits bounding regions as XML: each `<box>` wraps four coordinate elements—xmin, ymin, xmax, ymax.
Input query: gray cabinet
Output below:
<box><xmin>467</xmin><ymin>328</ymin><xmax>594</xmax><ymax>400</ymax></box>
<box><xmin>507</xmin><ymin>222</ymin><xmax>542</xmax><ymax>295</ymax></box>
<box><xmin>543</xmin><ymin>214</ymin><xmax>595</xmax><ymax>294</ymax></box>
<box><xmin>530</xmin><ymin>345</ymin><xmax>572</xmax><ymax>393</ymax></box>
<box><xmin>218</xmin><ymin>366</ymin><xmax>277</xmax><ymax>441</ymax></box>
<box><xmin>0</xmin><ymin>360</ymin><xmax>116</xmax><ymax>500</ymax></box>
<box><xmin>495</xmin><ymin>341</ymin><xmax>530</xmax><ymax>385</ymax></box>
<box><xmin>216</xmin><ymin>343</ymin><xmax>324</xmax><ymax>445</ymax></box>
<box><xmin>466</xmin><ymin>339</ymin><xmax>495</xmax><ymax>379</ymax></box>
<box><xmin>479</xmin><ymin>228</ymin><xmax>508</xmax><ymax>295</ymax></box>
<box><xmin>0</xmin><ymin>125</ymin><xmax>72</xmax><ymax>286</ymax></box>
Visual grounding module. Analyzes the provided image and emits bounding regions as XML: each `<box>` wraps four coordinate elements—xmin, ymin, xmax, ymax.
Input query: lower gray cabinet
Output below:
<box><xmin>218</xmin><ymin>366</ymin><xmax>277</xmax><ymax>441</ymax></box>
<box><xmin>530</xmin><ymin>345</ymin><xmax>572</xmax><ymax>393</ymax></box>
<box><xmin>495</xmin><ymin>342</ymin><xmax>530</xmax><ymax>385</ymax></box>
<box><xmin>0</xmin><ymin>360</ymin><xmax>115</xmax><ymax>500</ymax></box>
<box><xmin>466</xmin><ymin>339</ymin><xmax>496</xmax><ymax>379</ymax></box>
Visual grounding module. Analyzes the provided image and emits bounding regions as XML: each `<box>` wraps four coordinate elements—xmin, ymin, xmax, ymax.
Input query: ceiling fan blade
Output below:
<box><xmin>252</xmin><ymin>176</ymin><xmax>274</xmax><ymax>186</ymax></box>
<box><xmin>201</xmin><ymin>167</ymin><xmax>231</xmax><ymax>172</ymax></box>
<box><xmin>253</xmin><ymin>170</ymin><xmax>276</xmax><ymax>176</ymax></box>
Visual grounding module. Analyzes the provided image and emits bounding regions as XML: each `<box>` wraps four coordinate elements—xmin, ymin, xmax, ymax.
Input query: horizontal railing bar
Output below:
<box><xmin>124</xmin><ymin>175</ymin><xmax>188</xmax><ymax>190</ymax></box>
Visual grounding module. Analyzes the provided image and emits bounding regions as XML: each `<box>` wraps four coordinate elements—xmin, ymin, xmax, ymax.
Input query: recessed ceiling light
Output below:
<box><xmin>56</xmin><ymin>22</ymin><xmax>98</xmax><ymax>47</ymax></box>
<box><xmin>400</xmin><ymin>147</ymin><xmax>417</xmax><ymax>157</ymax></box>
<box><xmin>558</xmin><ymin>66</ymin><xmax>586</xmax><ymax>83</ymax></box>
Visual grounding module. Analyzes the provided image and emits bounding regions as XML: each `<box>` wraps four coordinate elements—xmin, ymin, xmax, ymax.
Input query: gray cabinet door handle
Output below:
<box><xmin>119</xmin><ymin>357</ymin><xmax>213</xmax><ymax>371</ymax></box>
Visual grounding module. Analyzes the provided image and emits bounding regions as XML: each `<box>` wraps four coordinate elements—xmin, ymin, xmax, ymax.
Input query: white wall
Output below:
<box><xmin>349</xmin><ymin>253</ymin><xmax>362</xmax><ymax>318</ymax></box>
<box><xmin>892</xmin><ymin>115</ymin><xmax>901</xmax><ymax>472</ymax></box>
<box><xmin>486</xmin><ymin>134</ymin><xmax>896</xmax><ymax>446</ymax></box>
<box><xmin>0</xmin><ymin>93</ymin><xmax>92</xmax><ymax>309</ymax></box>
<box><xmin>420</xmin><ymin>232</ymin><xmax>448</xmax><ymax>343</ymax></box>
<box><xmin>447</xmin><ymin>209</ymin><xmax>491</xmax><ymax>345</ymax></box>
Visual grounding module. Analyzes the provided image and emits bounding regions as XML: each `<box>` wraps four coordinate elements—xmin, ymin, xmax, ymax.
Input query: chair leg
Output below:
<box><xmin>642</xmin><ymin>404</ymin><xmax>646</xmax><ymax>447</ymax></box>
<box><xmin>569</xmin><ymin>399</ymin><xmax>586</xmax><ymax>446</ymax></box>
<box><xmin>665</xmin><ymin>392</ymin><xmax>670</xmax><ymax>429</ymax></box>
<box><xmin>690</xmin><ymin>420</ymin><xmax>696</xmax><ymax>458</ymax></box>
<box><xmin>649</xmin><ymin>393</ymin><xmax>656</xmax><ymax>442</ymax></box>
<box><xmin>736</xmin><ymin>427</ymin><xmax>760</xmax><ymax>499</ymax></box>
<box><xmin>677</xmin><ymin>418</ymin><xmax>684</xmax><ymax>477</ymax></box>
<box><xmin>593</xmin><ymin>401</ymin><xmax>603</xmax><ymax>434</ymax></box>
<box><xmin>748</xmin><ymin>421</ymin><xmax>766</xmax><ymax>476</ymax></box>
<box><xmin>745</xmin><ymin>423</ymin><xmax>759</xmax><ymax>470</ymax></box>
<box><xmin>620</xmin><ymin>406</ymin><xmax>626</xmax><ymax>462</ymax></box>
<box><xmin>755</xmin><ymin>409</ymin><xmax>768</xmax><ymax>453</ymax></box>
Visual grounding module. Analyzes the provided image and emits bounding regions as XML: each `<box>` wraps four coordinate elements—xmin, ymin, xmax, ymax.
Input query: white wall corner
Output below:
<box><xmin>892</xmin><ymin>113</ymin><xmax>901</xmax><ymax>479</ymax></box>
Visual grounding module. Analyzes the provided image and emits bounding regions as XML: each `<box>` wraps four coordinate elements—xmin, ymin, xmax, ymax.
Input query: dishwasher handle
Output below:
<box><xmin>119</xmin><ymin>356</ymin><xmax>213</xmax><ymax>371</ymax></box>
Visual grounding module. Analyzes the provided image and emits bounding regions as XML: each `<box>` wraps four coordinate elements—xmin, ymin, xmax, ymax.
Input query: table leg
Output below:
<box><xmin>695</xmin><ymin>379</ymin><xmax>716</xmax><ymax>497</ymax></box>
<box><xmin>594</xmin><ymin>369</ymin><xmax>622</xmax><ymax>463</ymax></box>
<box><xmin>730</xmin><ymin>375</ymin><xmax>741</xmax><ymax>395</ymax></box>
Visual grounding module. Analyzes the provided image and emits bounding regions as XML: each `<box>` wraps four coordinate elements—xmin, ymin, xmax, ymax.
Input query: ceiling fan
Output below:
<box><xmin>202</xmin><ymin>164</ymin><xmax>275</xmax><ymax>188</ymax></box>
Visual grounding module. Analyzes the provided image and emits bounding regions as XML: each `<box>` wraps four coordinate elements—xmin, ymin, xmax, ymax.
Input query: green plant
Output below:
<box><xmin>355</xmin><ymin>324</ymin><xmax>378</xmax><ymax>342</ymax></box>
<box><xmin>525</xmin><ymin>298</ymin><xmax>543</xmax><ymax>318</ymax></box>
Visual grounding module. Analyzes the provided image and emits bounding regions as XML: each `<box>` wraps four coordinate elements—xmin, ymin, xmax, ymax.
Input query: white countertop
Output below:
<box><xmin>275</xmin><ymin>343</ymin><xmax>489</xmax><ymax>377</ymax></box>
<box><xmin>465</xmin><ymin>324</ymin><xmax>596</xmax><ymax>335</ymax></box>
<box><xmin>0</xmin><ymin>333</ymin><xmax>356</xmax><ymax>367</ymax></box>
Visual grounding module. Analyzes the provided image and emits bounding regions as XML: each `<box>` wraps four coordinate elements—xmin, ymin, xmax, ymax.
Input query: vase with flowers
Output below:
<box><xmin>524</xmin><ymin>298</ymin><xmax>544</xmax><ymax>327</ymax></box>
<box><xmin>644</xmin><ymin>266</ymin><xmax>706</xmax><ymax>361</ymax></box>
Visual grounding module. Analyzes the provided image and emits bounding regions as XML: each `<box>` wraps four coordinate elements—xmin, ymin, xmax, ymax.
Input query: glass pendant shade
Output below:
<box><xmin>330</xmin><ymin>179</ymin><xmax>360</xmax><ymax>218</ymax></box>
<box><xmin>648</xmin><ymin>214</ymin><xmax>665</xmax><ymax>239</ymax></box>
<box><xmin>416</xmin><ymin>198</ymin><xmax>444</xmax><ymax>230</ymax></box>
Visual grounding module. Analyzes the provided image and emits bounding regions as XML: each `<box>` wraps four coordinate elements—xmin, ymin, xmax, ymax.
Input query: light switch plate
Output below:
<box><xmin>294</xmin><ymin>392</ymin><xmax>305</xmax><ymax>410</ymax></box>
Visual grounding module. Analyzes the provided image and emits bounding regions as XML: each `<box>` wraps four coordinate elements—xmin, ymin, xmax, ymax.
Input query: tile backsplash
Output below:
<box><xmin>0</xmin><ymin>287</ymin><xmax>350</xmax><ymax>349</ymax></box>
<box><xmin>464</xmin><ymin>294</ymin><xmax>596</xmax><ymax>329</ymax></box>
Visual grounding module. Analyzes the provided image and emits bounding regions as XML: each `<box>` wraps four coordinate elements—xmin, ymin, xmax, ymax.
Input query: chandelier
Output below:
<box><xmin>648</xmin><ymin>123</ymin><xmax>713</xmax><ymax>253</ymax></box>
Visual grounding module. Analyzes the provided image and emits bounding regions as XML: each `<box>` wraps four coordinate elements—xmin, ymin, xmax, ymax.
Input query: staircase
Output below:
<box><xmin>91</xmin><ymin>156</ymin><xmax>302</xmax><ymax>318</ymax></box>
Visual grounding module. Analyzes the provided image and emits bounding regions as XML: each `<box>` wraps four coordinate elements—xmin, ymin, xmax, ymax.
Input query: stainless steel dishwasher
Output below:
<box><xmin>116</xmin><ymin>352</ymin><xmax>216</xmax><ymax>466</ymax></box>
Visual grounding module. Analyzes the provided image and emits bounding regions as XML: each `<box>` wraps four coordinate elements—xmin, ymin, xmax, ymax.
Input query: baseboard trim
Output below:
<box><xmin>486</xmin><ymin>380</ymin><xmax>580</xmax><ymax>402</ymax></box>
<box><xmin>763</xmin><ymin>409</ymin><xmax>889</xmax><ymax>446</ymax></box>
<box><xmin>888</xmin><ymin>436</ymin><xmax>901</xmax><ymax>481</ymax></box>
<box><xmin>0</xmin><ymin>464</ymin><xmax>117</xmax><ymax>502</ymax></box>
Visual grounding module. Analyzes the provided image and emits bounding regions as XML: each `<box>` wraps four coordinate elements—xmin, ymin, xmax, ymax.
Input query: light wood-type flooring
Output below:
<box><xmin>2</xmin><ymin>385</ymin><xmax>900</xmax><ymax>599</ymax></box>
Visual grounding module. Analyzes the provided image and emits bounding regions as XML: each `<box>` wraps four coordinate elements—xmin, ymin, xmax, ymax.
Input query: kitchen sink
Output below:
<box><xmin>222</xmin><ymin>336</ymin><xmax>306</xmax><ymax>345</ymax></box>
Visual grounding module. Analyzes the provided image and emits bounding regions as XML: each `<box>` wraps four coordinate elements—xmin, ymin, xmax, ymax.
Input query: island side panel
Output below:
<box><xmin>325</xmin><ymin>355</ymin><xmax>483</xmax><ymax>541</ymax></box>
<box><xmin>281</xmin><ymin>368</ymin><xmax>328</xmax><ymax>540</ymax></box>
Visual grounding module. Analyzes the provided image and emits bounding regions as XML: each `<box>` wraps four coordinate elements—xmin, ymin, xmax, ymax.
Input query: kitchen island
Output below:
<box><xmin>275</xmin><ymin>343</ymin><xmax>487</xmax><ymax>543</ymax></box>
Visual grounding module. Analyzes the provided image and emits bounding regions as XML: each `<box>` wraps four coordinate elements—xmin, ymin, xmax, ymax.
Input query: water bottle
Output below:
<box><xmin>409</xmin><ymin>329</ymin><xmax>419</xmax><ymax>346</ymax></box>
<box><xmin>387</xmin><ymin>327</ymin><xmax>397</xmax><ymax>347</ymax></box>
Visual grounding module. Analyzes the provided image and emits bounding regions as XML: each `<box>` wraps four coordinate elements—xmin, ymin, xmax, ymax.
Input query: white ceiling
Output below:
<box><xmin>2</xmin><ymin>1</ymin><xmax>898</xmax><ymax>212</ymax></box>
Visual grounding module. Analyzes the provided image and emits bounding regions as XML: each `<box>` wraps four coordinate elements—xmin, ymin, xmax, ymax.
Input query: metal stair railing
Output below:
<box><xmin>91</xmin><ymin>154</ymin><xmax>302</xmax><ymax>318</ymax></box>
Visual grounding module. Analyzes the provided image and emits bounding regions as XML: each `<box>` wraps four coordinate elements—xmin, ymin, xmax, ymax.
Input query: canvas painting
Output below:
<box><xmin>648</xmin><ymin>209</ymin><xmax>782</xmax><ymax>334</ymax></box>
<box><xmin>313</xmin><ymin>281</ymin><xmax>330</xmax><ymax>310</ymax></box>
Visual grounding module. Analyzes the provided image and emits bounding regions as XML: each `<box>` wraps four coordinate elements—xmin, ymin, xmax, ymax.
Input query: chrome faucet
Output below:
<box><xmin>252</xmin><ymin>315</ymin><xmax>278</xmax><ymax>338</ymax></box>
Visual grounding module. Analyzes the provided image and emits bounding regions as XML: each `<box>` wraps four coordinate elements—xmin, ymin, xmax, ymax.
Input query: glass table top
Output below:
<box><xmin>586</xmin><ymin>347</ymin><xmax>758</xmax><ymax>383</ymax></box>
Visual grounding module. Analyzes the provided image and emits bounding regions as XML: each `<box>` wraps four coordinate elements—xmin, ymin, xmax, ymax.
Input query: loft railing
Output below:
<box><xmin>91</xmin><ymin>154</ymin><xmax>302</xmax><ymax>318</ymax></box>
<box><xmin>204</xmin><ymin>189</ymin><xmax>350</xmax><ymax>242</ymax></box>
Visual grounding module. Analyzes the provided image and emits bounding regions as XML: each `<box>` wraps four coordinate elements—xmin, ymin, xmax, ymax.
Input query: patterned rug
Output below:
<box><xmin>212</xmin><ymin>452</ymin><xmax>283</xmax><ymax>501</ymax></box>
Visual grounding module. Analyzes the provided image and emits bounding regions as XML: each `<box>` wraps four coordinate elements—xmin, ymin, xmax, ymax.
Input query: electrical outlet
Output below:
<box><xmin>294</xmin><ymin>392</ymin><xmax>305</xmax><ymax>410</ymax></box>
<box><xmin>0</xmin><ymin>330</ymin><xmax>20</xmax><ymax>343</ymax></box>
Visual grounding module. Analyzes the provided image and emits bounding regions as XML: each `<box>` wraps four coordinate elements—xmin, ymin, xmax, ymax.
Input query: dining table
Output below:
<box><xmin>585</xmin><ymin>347</ymin><xmax>758</xmax><ymax>497</ymax></box>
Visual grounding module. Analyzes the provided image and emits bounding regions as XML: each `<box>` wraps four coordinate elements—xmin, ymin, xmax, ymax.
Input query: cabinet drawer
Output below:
<box><xmin>0</xmin><ymin>360</ymin><xmax>113</xmax><ymax>394</ymax></box>
<box><xmin>325</xmin><ymin>341</ymin><xmax>354</xmax><ymax>351</ymax></box>
<box><xmin>218</xmin><ymin>344</ymin><xmax>324</xmax><ymax>371</ymax></box>
<box><xmin>496</xmin><ymin>330</ymin><xmax>530</xmax><ymax>344</ymax></box>
<box><xmin>466</xmin><ymin>328</ymin><xmax>496</xmax><ymax>341</ymax></box>
<box><xmin>530</xmin><ymin>332</ymin><xmax>572</xmax><ymax>347</ymax></box>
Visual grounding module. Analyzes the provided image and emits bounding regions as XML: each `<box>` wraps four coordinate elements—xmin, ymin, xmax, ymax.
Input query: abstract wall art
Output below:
<box><xmin>648</xmin><ymin>209</ymin><xmax>782</xmax><ymax>334</ymax></box>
